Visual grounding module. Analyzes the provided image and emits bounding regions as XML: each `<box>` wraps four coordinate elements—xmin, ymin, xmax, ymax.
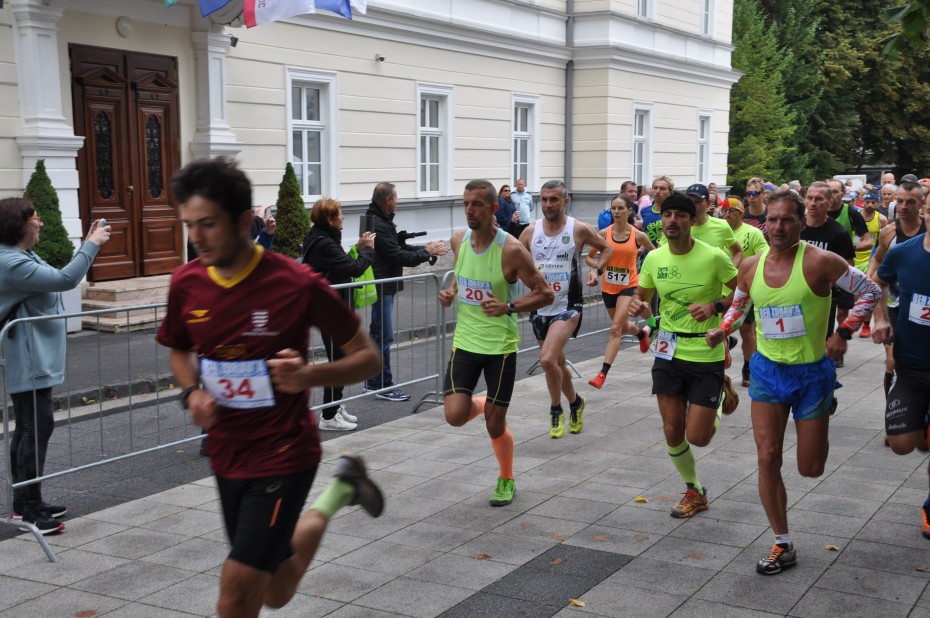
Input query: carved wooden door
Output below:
<box><xmin>71</xmin><ymin>45</ymin><xmax>182</xmax><ymax>281</ymax></box>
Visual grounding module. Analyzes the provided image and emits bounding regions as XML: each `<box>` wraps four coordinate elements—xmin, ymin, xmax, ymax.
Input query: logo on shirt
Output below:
<box><xmin>187</xmin><ymin>309</ymin><xmax>211</xmax><ymax>324</ymax></box>
<box><xmin>243</xmin><ymin>309</ymin><xmax>279</xmax><ymax>337</ymax></box>
<box><xmin>562</xmin><ymin>235</ymin><xmax>571</xmax><ymax>244</ymax></box>
<box><xmin>252</xmin><ymin>310</ymin><xmax>270</xmax><ymax>329</ymax></box>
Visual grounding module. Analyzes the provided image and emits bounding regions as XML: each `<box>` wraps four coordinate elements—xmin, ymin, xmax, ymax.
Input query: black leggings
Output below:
<box><xmin>320</xmin><ymin>334</ymin><xmax>346</xmax><ymax>420</ymax></box>
<box><xmin>9</xmin><ymin>387</ymin><xmax>54</xmax><ymax>509</ymax></box>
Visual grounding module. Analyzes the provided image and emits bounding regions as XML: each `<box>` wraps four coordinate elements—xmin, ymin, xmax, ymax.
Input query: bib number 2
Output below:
<box><xmin>910</xmin><ymin>294</ymin><xmax>930</xmax><ymax>327</ymax></box>
<box><xmin>652</xmin><ymin>331</ymin><xmax>678</xmax><ymax>360</ymax></box>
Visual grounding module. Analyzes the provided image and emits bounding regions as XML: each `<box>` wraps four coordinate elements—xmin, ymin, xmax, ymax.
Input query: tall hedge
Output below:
<box><xmin>272</xmin><ymin>163</ymin><xmax>311</xmax><ymax>258</ymax></box>
<box><xmin>24</xmin><ymin>159</ymin><xmax>74</xmax><ymax>268</ymax></box>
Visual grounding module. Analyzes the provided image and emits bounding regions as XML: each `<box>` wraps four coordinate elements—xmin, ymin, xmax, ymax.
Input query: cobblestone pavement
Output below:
<box><xmin>3</xmin><ymin>336</ymin><xmax>929</xmax><ymax>617</ymax></box>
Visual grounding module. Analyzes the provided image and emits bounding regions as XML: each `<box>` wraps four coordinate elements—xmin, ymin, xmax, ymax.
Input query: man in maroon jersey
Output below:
<box><xmin>157</xmin><ymin>158</ymin><xmax>383</xmax><ymax>618</ymax></box>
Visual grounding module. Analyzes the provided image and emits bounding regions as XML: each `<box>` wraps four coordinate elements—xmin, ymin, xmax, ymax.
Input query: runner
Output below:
<box><xmin>855</xmin><ymin>191</ymin><xmax>887</xmax><ymax>338</ymax></box>
<box><xmin>871</xmin><ymin>198</ymin><xmax>930</xmax><ymax>539</ymax></box>
<box><xmin>628</xmin><ymin>193</ymin><xmax>739</xmax><ymax>519</ymax></box>
<box><xmin>641</xmin><ymin>175</ymin><xmax>674</xmax><ymax>247</ymax></box>
<box><xmin>585</xmin><ymin>193</ymin><xmax>656</xmax><ymax>389</ymax></box>
<box><xmin>438</xmin><ymin>180</ymin><xmax>553</xmax><ymax>507</ymax></box>
<box><xmin>722</xmin><ymin>196</ymin><xmax>769</xmax><ymax>386</ymax></box>
<box><xmin>157</xmin><ymin>158</ymin><xmax>384</xmax><ymax>618</ymax></box>
<box><xmin>867</xmin><ymin>180</ymin><xmax>927</xmax><ymax>396</ymax></box>
<box><xmin>520</xmin><ymin>180</ymin><xmax>612</xmax><ymax>438</ymax></box>
<box><xmin>707</xmin><ymin>190</ymin><xmax>880</xmax><ymax>575</ymax></box>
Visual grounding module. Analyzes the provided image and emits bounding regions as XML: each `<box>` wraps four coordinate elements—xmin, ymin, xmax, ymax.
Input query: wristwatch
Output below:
<box><xmin>179</xmin><ymin>385</ymin><xmax>201</xmax><ymax>410</ymax></box>
<box><xmin>713</xmin><ymin>301</ymin><xmax>725</xmax><ymax>315</ymax></box>
<box><xmin>507</xmin><ymin>302</ymin><xmax>517</xmax><ymax>316</ymax></box>
<box><xmin>596</xmin><ymin>266</ymin><xmax>604</xmax><ymax>276</ymax></box>
<box><xmin>836</xmin><ymin>326</ymin><xmax>853</xmax><ymax>340</ymax></box>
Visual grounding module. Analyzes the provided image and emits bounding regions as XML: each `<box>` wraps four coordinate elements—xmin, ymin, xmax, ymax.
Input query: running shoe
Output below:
<box><xmin>859</xmin><ymin>325</ymin><xmax>871</xmax><ymax>338</ymax></box>
<box><xmin>756</xmin><ymin>543</ymin><xmax>797</xmax><ymax>575</ymax></box>
<box><xmin>721</xmin><ymin>375</ymin><xmax>739</xmax><ymax>415</ymax></box>
<box><xmin>569</xmin><ymin>396</ymin><xmax>586</xmax><ymax>434</ymax></box>
<box><xmin>741</xmin><ymin>368</ymin><xmax>751</xmax><ymax>388</ymax></box>
<box><xmin>489</xmin><ymin>477</ymin><xmax>516</xmax><ymax>507</ymax></box>
<box><xmin>639</xmin><ymin>326</ymin><xmax>652</xmax><ymax>354</ymax></box>
<box><xmin>588</xmin><ymin>371</ymin><xmax>607</xmax><ymax>389</ymax></box>
<box><xmin>922</xmin><ymin>505</ymin><xmax>930</xmax><ymax>540</ymax></box>
<box><xmin>19</xmin><ymin>510</ymin><xmax>64</xmax><ymax>535</ymax></box>
<box><xmin>724</xmin><ymin>340</ymin><xmax>733</xmax><ymax>369</ymax></box>
<box><xmin>549</xmin><ymin>411</ymin><xmax>566</xmax><ymax>439</ymax></box>
<box><xmin>670</xmin><ymin>486</ymin><xmax>709</xmax><ymax>518</ymax></box>
<box><xmin>333</xmin><ymin>452</ymin><xmax>384</xmax><ymax>517</ymax></box>
<box><xmin>12</xmin><ymin>502</ymin><xmax>67</xmax><ymax>520</ymax></box>
<box><xmin>834</xmin><ymin>355</ymin><xmax>844</xmax><ymax>368</ymax></box>
<box><xmin>319</xmin><ymin>414</ymin><xmax>357</xmax><ymax>431</ymax></box>
<box><xmin>376</xmin><ymin>389</ymin><xmax>411</xmax><ymax>402</ymax></box>
<box><xmin>337</xmin><ymin>405</ymin><xmax>358</xmax><ymax>423</ymax></box>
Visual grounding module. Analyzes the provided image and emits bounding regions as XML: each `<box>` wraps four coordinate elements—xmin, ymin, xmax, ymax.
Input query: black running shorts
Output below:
<box><xmin>443</xmin><ymin>348</ymin><xmax>516</xmax><ymax>407</ymax></box>
<box><xmin>216</xmin><ymin>469</ymin><xmax>316</xmax><ymax>573</ymax></box>
<box><xmin>651</xmin><ymin>357</ymin><xmax>726</xmax><ymax>409</ymax></box>
<box><xmin>885</xmin><ymin>364</ymin><xmax>930</xmax><ymax>436</ymax></box>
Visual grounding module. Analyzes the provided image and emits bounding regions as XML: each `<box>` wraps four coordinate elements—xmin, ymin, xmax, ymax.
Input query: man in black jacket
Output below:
<box><xmin>365</xmin><ymin>182</ymin><xmax>448</xmax><ymax>401</ymax></box>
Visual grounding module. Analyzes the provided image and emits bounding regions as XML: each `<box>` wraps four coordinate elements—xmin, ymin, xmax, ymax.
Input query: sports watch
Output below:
<box><xmin>179</xmin><ymin>385</ymin><xmax>201</xmax><ymax>410</ymax></box>
<box><xmin>507</xmin><ymin>302</ymin><xmax>517</xmax><ymax>315</ymax></box>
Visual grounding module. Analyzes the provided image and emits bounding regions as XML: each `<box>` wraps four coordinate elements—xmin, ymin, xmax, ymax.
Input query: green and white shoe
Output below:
<box><xmin>490</xmin><ymin>477</ymin><xmax>516</xmax><ymax>507</ymax></box>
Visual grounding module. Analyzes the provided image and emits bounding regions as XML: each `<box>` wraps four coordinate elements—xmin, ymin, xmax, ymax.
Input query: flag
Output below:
<box><xmin>316</xmin><ymin>0</ymin><xmax>351</xmax><ymax>19</ymax></box>
<box><xmin>199</xmin><ymin>0</ymin><xmax>234</xmax><ymax>17</ymax></box>
<box><xmin>244</xmin><ymin>0</ymin><xmax>317</xmax><ymax>28</ymax></box>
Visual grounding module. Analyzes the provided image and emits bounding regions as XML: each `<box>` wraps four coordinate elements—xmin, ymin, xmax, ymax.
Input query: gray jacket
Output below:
<box><xmin>0</xmin><ymin>242</ymin><xmax>99</xmax><ymax>394</ymax></box>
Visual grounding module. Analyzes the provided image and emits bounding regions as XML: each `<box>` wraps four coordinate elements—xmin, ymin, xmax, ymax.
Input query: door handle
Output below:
<box><xmin>127</xmin><ymin>185</ymin><xmax>134</xmax><ymax>194</ymax></box>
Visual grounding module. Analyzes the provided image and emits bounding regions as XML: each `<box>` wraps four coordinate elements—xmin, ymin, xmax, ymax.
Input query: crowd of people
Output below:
<box><xmin>3</xmin><ymin>157</ymin><xmax>928</xmax><ymax>616</ymax></box>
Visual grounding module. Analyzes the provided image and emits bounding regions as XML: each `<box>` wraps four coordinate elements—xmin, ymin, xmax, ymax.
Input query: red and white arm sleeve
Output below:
<box><xmin>836</xmin><ymin>265</ymin><xmax>881</xmax><ymax>332</ymax></box>
<box><xmin>720</xmin><ymin>287</ymin><xmax>752</xmax><ymax>335</ymax></box>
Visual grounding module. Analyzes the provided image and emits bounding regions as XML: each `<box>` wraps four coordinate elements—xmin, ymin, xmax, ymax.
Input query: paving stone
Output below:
<box><xmin>640</xmin><ymin>535</ymin><xmax>742</xmax><ymax>571</ymax></box>
<box><xmin>69</xmin><ymin>560</ymin><xmax>196</xmax><ymax>601</ymax></box>
<box><xmin>138</xmin><ymin>506</ymin><xmax>224</xmax><ymax>536</ymax></box>
<box><xmin>255</xmin><ymin>593</ymin><xmax>344</xmax><ymax>617</ymax></box>
<box><xmin>565</xmin><ymin>524</ymin><xmax>662</xmax><ymax>557</ymax></box>
<box><xmin>482</xmin><ymin>567</ymin><xmax>593</xmax><ymax>607</ymax></box>
<box><xmin>791</xmin><ymin>492</ymin><xmax>884</xmax><ymax>520</ymax></box>
<box><xmin>0</xmin><ymin>587</ymin><xmax>126</xmax><ymax>618</ymax></box>
<box><xmin>836</xmin><ymin>539</ymin><xmax>930</xmax><ymax>577</ymax></box>
<box><xmin>559</xmin><ymin>481</ymin><xmax>644</xmax><ymax>505</ymax></box>
<box><xmin>297</xmin><ymin>562</ymin><xmax>397</xmax><ymax>602</ymax></box>
<box><xmin>492</xmin><ymin>513</ymin><xmax>591</xmax><ymax>542</ymax></box>
<box><xmin>84</xmin><ymin>499</ymin><xmax>185</xmax><ymax>527</ymax></box>
<box><xmin>0</xmin><ymin>574</ymin><xmax>56</xmax><ymax>612</ymax></box>
<box><xmin>333</xmin><ymin>539</ymin><xmax>443</xmax><ymax>575</ymax></box>
<box><xmin>421</xmin><ymin>500</ymin><xmax>523</xmax><ymax>531</ymax></box>
<box><xmin>440</xmin><ymin>591</ymin><xmax>559</xmax><ymax>618</ymax></box>
<box><xmin>136</xmin><ymin>572</ymin><xmax>219</xmax><ymax>616</ymax></box>
<box><xmin>44</xmin><ymin>517</ymin><xmax>129</xmax><ymax>549</ymax></box>
<box><xmin>325</xmin><ymin>605</ymin><xmax>411</xmax><ymax>618</ymax></box>
<box><xmin>382</xmin><ymin>521</ymin><xmax>484</xmax><ymax>551</ymax></box>
<box><xmin>603</xmin><ymin>557</ymin><xmax>716</xmax><ymax>596</ymax></box>
<box><xmin>695</xmin><ymin>570</ymin><xmax>810</xmax><ymax>614</ymax></box>
<box><xmin>450</xmin><ymin>532</ymin><xmax>558</xmax><ymax>565</ymax></box>
<box><xmin>406</xmin><ymin>552</ymin><xmax>518</xmax><ymax>591</ymax></box>
<box><xmin>140</xmin><ymin>537</ymin><xmax>230</xmax><ymax>572</ymax></box>
<box><xmin>144</xmin><ymin>482</ymin><xmax>218</xmax><ymax>508</ymax></box>
<box><xmin>668</xmin><ymin>599</ymin><xmax>784</xmax><ymax>617</ymax></box>
<box><xmin>668</xmin><ymin>516</ymin><xmax>768</xmax><ymax>547</ymax></box>
<box><xmin>788</xmin><ymin>586</ymin><xmax>911</xmax><ymax>618</ymax></box>
<box><xmin>782</xmin><ymin>508</ymin><xmax>868</xmax><ymax>539</ymax></box>
<box><xmin>526</xmin><ymin>496</ymin><xmax>619</xmax><ymax>524</ymax></box>
<box><xmin>0</xmin><ymin>548</ymin><xmax>129</xmax><ymax>586</ymax></box>
<box><xmin>353</xmin><ymin>576</ymin><xmax>473</xmax><ymax>618</ymax></box>
<box><xmin>596</xmin><ymin>504</ymin><xmax>687</xmax><ymax>535</ymax></box>
<box><xmin>101</xmin><ymin>603</ymin><xmax>202</xmax><ymax>617</ymax></box>
<box><xmin>854</xmin><ymin>518</ymin><xmax>930</xmax><ymax>550</ymax></box>
<box><xmin>523</xmin><ymin>544</ymin><xmax>632</xmax><ymax>580</ymax></box>
<box><xmin>76</xmin><ymin>527</ymin><xmax>187</xmax><ymax>560</ymax></box>
<box><xmin>311</xmin><ymin>532</ymin><xmax>373</xmax><ymax>563</ymax></box>
<box><xmin>553</xmin><ymin>581</ymin><xmax>687</xmax><ymax>617</ymax></box>
<box><xmin>400</xmin><ymin>477</ymin><xmax>486</xmax><ymax>503</ymax></box>
<box><xmin>812</xmin><ymin>563</ymin><xmax>927</xmax><ymax>605</ymax></box>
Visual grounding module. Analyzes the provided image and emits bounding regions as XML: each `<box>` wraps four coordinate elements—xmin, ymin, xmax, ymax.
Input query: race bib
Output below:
<box><xmin>457</xmin><ymin>276</ymin><xmax>493</xmax><ymax>306</ymax></box>
<box><xmin>652</xmin><ymin>330</ymin><xmax>678</xmax><ymax>360</ymax></box>
<box><xmin>909</xmin><ymin>293</ymin><xmax>930</xmax><ymax>327</ymax></box>
<box><xmin>604</xmin><ymin>266</ymin><xmax>630</xmax><ymax>286</ymax></box>
<box><xmin>538</xmin><ymin>261</ymin><xmax>571</xmax><ymax>294</ymax></box>
<box><xmin>200</xmin><ymin>358</ymin><xmax>276</xmax><ymax>410</ymax></box>
<box><xmin>758</xmin><ymin>305</ymin><xmax>806</xmax><ymax>339</ymax></box>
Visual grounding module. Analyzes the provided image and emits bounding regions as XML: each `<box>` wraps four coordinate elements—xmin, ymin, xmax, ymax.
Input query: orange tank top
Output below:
<box><xmin>601</xmin><ymin>226</ymin><xmax>640</xmax><ymax>294</ymax></box>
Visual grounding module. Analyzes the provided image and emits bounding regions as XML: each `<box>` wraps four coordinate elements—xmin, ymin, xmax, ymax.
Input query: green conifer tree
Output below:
<box><xmin>272</xmin><ymin>162</ymin><xmax>311</xmax><ymax>258</ymax></box>
<box><xmin>23</xmin><ymin>159</ymin><xmax>74</xmax><ymax>268</ymax></box>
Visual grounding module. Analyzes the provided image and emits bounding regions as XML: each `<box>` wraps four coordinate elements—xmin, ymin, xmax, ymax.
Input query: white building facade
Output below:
<box><xmin>0</xmin><ymin>0</ymin><xmax>738</xmax><ymax>281</ymax></box>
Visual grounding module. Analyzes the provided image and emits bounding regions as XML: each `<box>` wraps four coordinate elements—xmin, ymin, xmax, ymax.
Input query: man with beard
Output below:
<box><xmin>629</xmin><ymin>194</ymin><xmax>738</xmax><ymax>520</ymax></box>
<box><xmin>641</xmin><ymin>175</ymin><xmax>674</xmax><ymax>247</ymax></box>
<box><xmin>439</xmin><ymin>180</ymin><xmax>553</xmax><ymax>506</ymax></box>
<box><xmin>707</xmin><ymin>191</ymin><xmax>880</xmax><ymax>575</ymax></box>
<box><xmin>520</xmin><ymin>180</ymin><xmax>612</xmax><ymax>438</ymax></box>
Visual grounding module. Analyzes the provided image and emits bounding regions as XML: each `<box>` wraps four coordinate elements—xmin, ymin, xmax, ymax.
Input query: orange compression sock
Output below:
<box><xmin>491</xmin><ymin>426</ymin><xmax>514</xmax><ymax>480</ymax></box>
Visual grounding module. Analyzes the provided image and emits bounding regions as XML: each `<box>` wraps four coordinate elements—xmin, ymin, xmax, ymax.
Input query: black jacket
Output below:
<box><xmin>365</xmin><ymin>203</ymin><xmax>431</xmax><ymax>294</ymax></box>
<box><xmin>302</xmin><ymin>223</ymin><xmax>374</xmax><ymax>306</ymax></box>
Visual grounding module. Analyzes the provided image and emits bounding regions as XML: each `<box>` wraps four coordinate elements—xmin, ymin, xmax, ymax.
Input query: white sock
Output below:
<box><xmin>774</xmin><ymin>533</ymin><xmax>792</xmax><ymax>547</ymax></box>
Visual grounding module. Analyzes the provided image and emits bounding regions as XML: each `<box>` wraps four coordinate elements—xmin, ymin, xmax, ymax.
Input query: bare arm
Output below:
<box><xmin>169</xmin><ymin>348</ymin><xmax>218</xmax><ymax>430</ymax></box>
<box><xmin>870</xmin><ymin>274</ymin><xmax>892</xmax><ymax>344</ymax></box>
<box><xmin>866</xmin><ymin>226</ymin><xmax>894</xmax><ymax>279</ymax></box>
<box><xmin>635</xmin><ymin>230</ymin><xmax>656</xmax><ymax>252</ymax></box>
<box><xmin>729</xmin><ymin>241</ymin><xmax>744</xmax><ymax>269</ymax></box>
<box><xmin>505</xmin><ymin>238</ymin><xmax>555</xmax><ymax>314</ymax></box>
<box><xmin>579</xmin><ymin>222</ymin><xmax>613</xmax><ymax>286</ymax></box>
<box><xmin>584</xmin><ymin>228</ymin><xmax>608</xmax><ymax>268</ymax></box>
<box><xmin>438</xmin><ymin>231</ymin><xmax>465</xmax><ymax>307</ymax></box>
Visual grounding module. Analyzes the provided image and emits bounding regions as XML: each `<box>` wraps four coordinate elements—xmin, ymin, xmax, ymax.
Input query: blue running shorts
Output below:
<box><xmin>748</xmin><ymin>353</ymin><xmax>836</xmax><ymax>420</ymax></box>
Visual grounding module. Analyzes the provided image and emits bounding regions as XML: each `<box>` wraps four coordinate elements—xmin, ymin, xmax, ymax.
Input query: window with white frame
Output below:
<box><xmin>637</xmin><ymin>0</ymin><xmax>652</xmax><ymax>19</ymax></box>
<box><xmin>512</xmin><ymin>94</ymin><xmax>539</xmax><ymax>187</ymax></box>
<box><xmin>701</xmin><ymin>0</ymin><xmax>713</xmax><ymax>36</ymax></box>
<box><xmin>632</xmin><ymin>105</ymin><xmax>652</xmax><ymax>187</ymax></box>
<box><xmin>287</xmin><ymin>68</ymin><xmax>338</xmax><ymax>200</ymax></box>
<box><xmin>697</xmin><ymin>113</ymin><xmax>712</xmax><ymax>183</ymax></box>
<box><xmin>417</xmin><ymin>84</ymin><xmax>453</xmax><ymax>196</ymax></box>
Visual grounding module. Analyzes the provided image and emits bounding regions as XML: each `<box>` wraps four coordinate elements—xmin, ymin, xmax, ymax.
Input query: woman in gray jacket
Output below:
<box><xmin>0</xmin><ymin>197</ymin><xmax>110</xmax><ymax>534</ymax></box>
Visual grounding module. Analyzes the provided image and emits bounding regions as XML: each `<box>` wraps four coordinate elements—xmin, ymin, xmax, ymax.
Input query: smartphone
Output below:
<box><xmin>99</xmin><ymin>218</ymin><xmax>107</xmax><ymax>228</ymax></box>
<box><xmin>360</xmin><ymin>213</ymin><xmax>375</xmax><ymax>236</ymax></box>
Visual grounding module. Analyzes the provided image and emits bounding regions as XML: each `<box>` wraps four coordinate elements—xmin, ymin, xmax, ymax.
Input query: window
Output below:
<box><xmin>287</xmin><ymin>68</ymin><xmax>338</xmax><ymax>200</ymax></box>
<box><xmin>512</xmin><ymin>94</ymin><xmax>539</xmax><ymax>188</ymax></box>
<box><xmin>417</xmin><ymin>84</ymin><xmax>453</xmax><ymax>196</ymax></box>
<box><xmin>697</xmin><ymin>113</ymin><xmax>712</xmax><ymax>183</ymax></box>
<box><xmin>701</xmin><ymin>0</ymin><xmax>713</xmax><ymax>36</ymax></box>
<box><xmin>637</xmin><ymin>0</ymin><xmax>652</xmax><ymax>19</ymax></box>
<box><xmin>632</xmin><ymin>105</ymin><xmax>652</xmax><ymax>187</ymax></box>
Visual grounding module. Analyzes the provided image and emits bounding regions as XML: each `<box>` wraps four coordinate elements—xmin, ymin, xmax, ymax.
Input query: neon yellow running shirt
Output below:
<box><xmin>732</xmin><ymin>223</ymin><xmax>768</xmax><ymax>259</ymax></box>
<box><xmin>639</xmin><ymin>239</ymin><xmax>737</xmax><ymax>362</ymax></box>
<box><xmin>453</xmin><ymin>228</ymin><xmax>519</xmax><ymax>354</ymax></box>
<box><xmin>751</xmin><ymin>243</ymin><xmax>830</xmax><ymax>364</ymax></box>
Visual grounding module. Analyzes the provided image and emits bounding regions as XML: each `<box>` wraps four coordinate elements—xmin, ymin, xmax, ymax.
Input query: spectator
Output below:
<box><xmin>510</xmin><ymin>178</ymin><xmax>533</xmax><ymax>236</ymax></box>
<box><xmin>0</xmin><ymin>197</ymin><xmax>111</xmax><ymax>534</ymax></box>
<box><xmin>364</xmin><ymin>182</ymin><xmax>448</xmax><ymax>401</ymax></box>
<box><xmin>496</xmin><ymin>185</ymin><xmax>517</xmax><ymax>233</ymax></box>
<box><xmin>879</xmin><ymin>183</ymin><xmax>897</xmax><ymax>220</ymax></box>
<box><xmin>303</xmin><ymin>198</ymin><xmax>377</xmax><ymax>430</ymax></box>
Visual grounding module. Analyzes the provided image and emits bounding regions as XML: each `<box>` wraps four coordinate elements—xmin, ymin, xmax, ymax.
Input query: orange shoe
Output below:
<box><xmin>670</xmin><ymin>486</ymin><xmax>709</xmax><ymax>518</ymax></box>
<box><xmin>588</xmin><ymin>371</ymin><xmax>607</xmax><ymax>389</ymax></box>
<box><xmin>639</xmin><ymin>326</ymin><xmax>652</xmax><ymax>353</ymax></box>
<box><xmin>922</xmin><ymin>505</ymin><xmax>930</xmax><ymax>540</ymax></box>
<box><xmin>859</xmin><ymin>325</ymin><xmax>871</xmax><ymax>338</ymax></box>
<box><xmin>721</xmin><ymin>375</ymin><xmax>739</xmax><ymax>415</ymax></box>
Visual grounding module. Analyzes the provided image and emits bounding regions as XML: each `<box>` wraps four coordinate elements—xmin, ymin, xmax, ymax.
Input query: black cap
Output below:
<box><xmin>685</xmin><ymin>183</ymin><xmax>709</xmax><ymax>201</ymax></box>
<box><xmin>661</xmin><ymin>193</ymin><xmax>697</xmax><ymax>217</ymax></box>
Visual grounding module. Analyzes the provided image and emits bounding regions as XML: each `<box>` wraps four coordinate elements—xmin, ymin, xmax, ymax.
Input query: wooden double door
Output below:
<box><xmin>71</xmin><ymin>44</ymin><xmax>183</xmax><ymax>281</ymax></box>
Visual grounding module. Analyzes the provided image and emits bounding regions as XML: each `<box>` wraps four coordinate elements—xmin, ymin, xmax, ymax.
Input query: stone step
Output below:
<box><xmin>81</xmin><ymin>299</ymin><xmax>167</xmax><ymax>322</ymax></box>
<box><xmin>81</xmin><ymin>312</ymin><xmax>162</xmax><ymax>333</ymax></box>
<box><xmin>83</xmin><ymin>274</ymin><xmax>171</xmax><ymax>303</ymax></box>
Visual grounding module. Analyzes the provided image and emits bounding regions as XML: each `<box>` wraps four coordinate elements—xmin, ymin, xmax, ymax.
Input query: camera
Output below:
<box><xmin>99</xmin><ymin>218</ymin><xmax>107</xmax><ymax>228</ymax></box>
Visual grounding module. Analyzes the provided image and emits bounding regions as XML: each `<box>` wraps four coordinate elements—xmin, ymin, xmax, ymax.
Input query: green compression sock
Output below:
<box><xmin>310</xmin><ymin>478</ymin><xmax>355</xmax><ymax>519</ymax></box>
<box><xmin>667</xmin><ymin>440</ymin><xmax>702</xmax><ymax>493</ymax></box>
<box><xmin>646</xmin><ymin>316</ymin><xmax>657</xmax><ymax>329</ymax></box>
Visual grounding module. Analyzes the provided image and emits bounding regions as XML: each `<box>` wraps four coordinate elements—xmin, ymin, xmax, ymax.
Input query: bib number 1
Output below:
<box><xmin>759</xmin><ymin>305</ymin><xmax>806</xmax><ymax>339</ymax></box>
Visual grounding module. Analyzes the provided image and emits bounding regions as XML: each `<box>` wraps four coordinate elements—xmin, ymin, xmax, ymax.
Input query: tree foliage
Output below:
<box><xmin>23</xmin><ymin>159</ymin><xmax>74</xmax><ymax>268</ymax></box>
<box><xmin>272</xmin><ymin>162</ymin><xmax>310</xmax><ymax>258</ymax></box>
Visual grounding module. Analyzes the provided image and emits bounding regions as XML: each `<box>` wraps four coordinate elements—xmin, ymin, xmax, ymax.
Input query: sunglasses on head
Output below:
<box><xmin>745</xmin><ymin>190</ymin><xmax>761</xmax><ymax>197</ymax></box>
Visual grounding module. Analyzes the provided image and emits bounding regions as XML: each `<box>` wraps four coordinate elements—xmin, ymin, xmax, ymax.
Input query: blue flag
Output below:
<box><xmin>199</xmin><ymin>0</ymin><xmax>234</xmax><ymax>17</ymax></box>
<box><xmin>316</xmin><ymin>0</ymin><xmax>353</xmax><ymax>19</ymax></box>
